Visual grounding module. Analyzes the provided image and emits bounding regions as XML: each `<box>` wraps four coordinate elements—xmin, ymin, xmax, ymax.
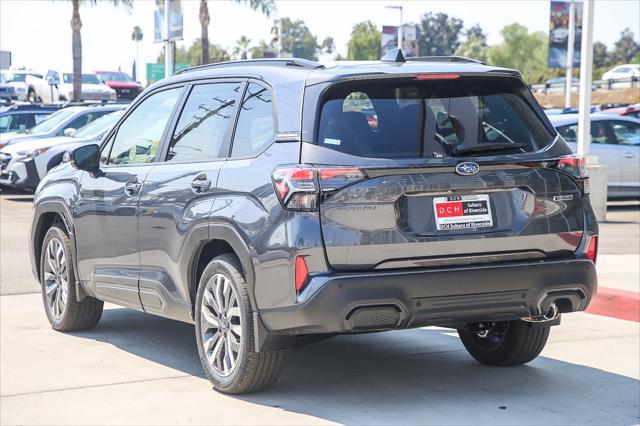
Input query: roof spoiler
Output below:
<box><xmin>380</xmin><ymin>49</ymin><xmax>486</xmax><ymax>65</ymax></box>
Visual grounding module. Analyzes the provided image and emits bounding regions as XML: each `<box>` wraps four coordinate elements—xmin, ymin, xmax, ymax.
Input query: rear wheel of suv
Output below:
<box><xmin>195</xmin><ymin>254</ymin><xmax>285</xmax><ymax>394</ymax></box>
<box><xmin>40</xmin><ymin>224</ymin><xmax>103</xmax><ymax>331</ymax></box>
<box><xmin>457</xmin><ymin>320</ymin><xmax>550</xmax><ymax>366</ymax></box>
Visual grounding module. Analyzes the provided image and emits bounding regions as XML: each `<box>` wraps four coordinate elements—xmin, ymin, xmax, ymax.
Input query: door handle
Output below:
<box><xmin>124</xmin><ymin>180</ymin><xmax>142</xmax><ymax>195</ymax></box>
<box><xmin>623</xmin><ymin>152</ymin><xmax>635</xmax><ymax>159</ymax></box>
<box><xmin>191</xmin><ymin>174</ymin><xmax>211</xmax><ymax>192</ymax></box>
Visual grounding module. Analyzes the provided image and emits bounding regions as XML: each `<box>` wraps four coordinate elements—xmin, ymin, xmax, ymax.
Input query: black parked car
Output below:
<box><xmin>30</xmin><ymin>51</ymin><xmax>598</xmax><ymax>394</ymax></box>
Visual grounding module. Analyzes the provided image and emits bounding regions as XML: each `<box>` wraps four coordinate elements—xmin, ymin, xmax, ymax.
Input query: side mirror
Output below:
<box><xmin>70</xmin><ymin>144</ymin><xmax>100</xmax><ymax>173</ymax></box>
<box><xmin>63</xmin><ymin>128</ymin><xmax>76</xmax><ymax>137</ymax></box>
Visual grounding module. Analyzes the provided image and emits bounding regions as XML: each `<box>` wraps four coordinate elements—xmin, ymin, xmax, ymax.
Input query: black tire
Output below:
<box><xmin>195</xmin><ymin>254</ymin><xmax>285</xmax><ymax>394</ymax></box>
<box><xmin>40</xmin><ymin>224</ymin><xmax>103</xmax><ymax>331</ymax></box>
<box><xmin>457</xmin><ymin>320</ymin><xmax>550</xmax><ymax>366</ymax></box>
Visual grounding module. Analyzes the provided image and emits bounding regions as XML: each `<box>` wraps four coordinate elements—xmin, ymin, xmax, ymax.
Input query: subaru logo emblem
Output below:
<box><xmin>455</xmin><ymin>162</ymin><xmax>480</xmax><ymax>176</ymax></box>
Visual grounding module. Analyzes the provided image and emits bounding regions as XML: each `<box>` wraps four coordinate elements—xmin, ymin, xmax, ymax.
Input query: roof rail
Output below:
<box><xmin>406</xmin><ymin>56</ymin><xmax>486</xmax><ymax>65</ymax></box>
<box><xmin>176</xmin><ymin>58</ymin><xmax>324</xmax><ymax>75</ymax></box>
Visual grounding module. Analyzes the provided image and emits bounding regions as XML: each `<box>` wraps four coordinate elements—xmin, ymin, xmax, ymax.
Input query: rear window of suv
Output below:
<box><xmin>316</xmin><ymin>76</ymin><xmax>554</xmax><ymax>158</ymax></box>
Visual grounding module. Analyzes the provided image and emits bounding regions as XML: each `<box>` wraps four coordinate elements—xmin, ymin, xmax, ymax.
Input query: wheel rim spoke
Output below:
<box><xmin>44</xmin><ymin>237</ymin><xmax>67</xmax><ymax>319</ymax></box>
<box><xmin>200</xmin><ymin>272</ymin><xmax>242</xmax><ymax>377</ymax></box>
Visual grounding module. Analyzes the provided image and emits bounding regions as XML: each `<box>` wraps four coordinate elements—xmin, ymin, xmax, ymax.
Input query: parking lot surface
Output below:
<box><xmin>1</xmin><ymin>189</ymin><xmax>639</xmax><ymax>425</ymax></box>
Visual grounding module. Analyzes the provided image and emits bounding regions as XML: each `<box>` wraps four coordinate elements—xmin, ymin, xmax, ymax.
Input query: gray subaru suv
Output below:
<box><xmin>30</xmin><ymin>51</ymin><xmax>598</xmax><ymax>394</ymax></box>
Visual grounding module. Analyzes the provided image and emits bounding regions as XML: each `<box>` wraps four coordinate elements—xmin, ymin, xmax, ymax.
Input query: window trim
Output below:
<box><xmin>99</xmin><ymin>85</ymin><xmax>187</xmax><ymax>168</ymax></box>
<box><xmin>226</xmin><ymin>79</ymin><xmax>278</xmax><ymax>161</ymax></box>
<box><xmin>156</xmin><ymin>78</ymin><xmax>247</xmax><ymax>165</ymax></box>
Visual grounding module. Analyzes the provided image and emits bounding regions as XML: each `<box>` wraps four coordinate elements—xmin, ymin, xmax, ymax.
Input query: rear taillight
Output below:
<box><xmin>295</xmin><ymin>255</ymin><xmax>309</xmax><ymax>292</ymax></box>
<box><xmin>554</xmin><ymin>156</ymin><xmax>589</xmax><ymax>194</ymax></box>
<box><xmin>272</xmin><ymin>165</ymin><xmax>365</xmax><ymax>211</ymax></box>
<box><xmin>586</xmin><ymin>235</ymin><xmax>598</xmax><ymax>263</ymax></box>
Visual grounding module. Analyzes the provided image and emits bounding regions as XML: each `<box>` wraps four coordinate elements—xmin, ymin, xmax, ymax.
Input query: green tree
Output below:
<box><xmin>158</xmin><ymin>38</ymin><xmax>230</xmax><ymax>67</ymax></box>
<box><xmin>199</xmin><ymin>0</ymin><xmax>275</xmax><ymax>64</ymax></box>
<box><xmin>487</xmin><ymin>23</ymin><xmax>548</xmax><ymax>83</ymax></box>
<box><xmin>233</xmin><ymin>36</ymin><xmax>252</xmax><ymax>60</ymax></box>
<box><xmin>278</xmin><ymin>17</ymin><xmax>333</xmax><ymax>60</ymax></box>
<box><xmin>613</xmin><ymin>28</ymin><xmax>640</xmax><ymax>64</ymax></box>
<box><xmin>347</xmin><ymin>21</ymin><xmax>381</xmax><ymax>60</ymax></box>
<box><xmin>65</xmin><ymin>0</ymin><xmax>132</xmax><ymax>101</ymax></box>
<box><xmin>592</xmin><ymin>41</ymin><xmax>611</xmax><ymax>68</ymax></box>
<box><xmin>455</xmin><ymin>24</ymin><xmax>488</xmax><ymax>62</ymax></box>
<box><xmin>249</xmin><ymin>40</ymin><xmax>273</xmax><ymax>59</ymax></box>
<box><xmin>419</xmin><ymin>12</ymin><xmax>464</xmax><ymax>56</ymax></box>
<box><xmin>131</xmin><ymin>25</ymin><xmax>143</xmax><ymax>80</ymax></box>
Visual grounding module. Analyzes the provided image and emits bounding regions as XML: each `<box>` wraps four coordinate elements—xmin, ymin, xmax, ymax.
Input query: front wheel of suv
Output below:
<box><xmin>195</xmin><ymin>254</ymin><xmax>285</xmax><ymax>394</ymax></box>
<box><xmin>40</xmin><ymin>224</ymin><xmax>103</xmax><ymax>331</ymax></box>
<box><xmin>457</xmin><ymin>320</ymin><xmax>550</xmax><ymax>366</ymax></box>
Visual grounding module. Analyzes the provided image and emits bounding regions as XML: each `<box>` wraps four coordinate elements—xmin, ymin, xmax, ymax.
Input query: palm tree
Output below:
<box><xmin>67</xmin><ymin>0</ymin><xmax>132</xmax><ymax>101</ymax></box>
<box><xmin>233</xmin><ymin>36</ymin><xmax>252</xmax><ymax>60</ymax></box>
<box><xmin>131</xmin><ymin>25</ymin><xmax>143</xmax><ymax>81</ymax></box>
<box><xmin>199</xmin><ymin>0</ymin><xmax>275</xmax><ymax>65</ymax></box>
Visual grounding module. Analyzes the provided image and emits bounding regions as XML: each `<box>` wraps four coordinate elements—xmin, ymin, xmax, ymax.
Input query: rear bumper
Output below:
<box><xmin>257</xmin><ymin>258</ymin><xmax>597</xmax><ymax>345</ymax></box>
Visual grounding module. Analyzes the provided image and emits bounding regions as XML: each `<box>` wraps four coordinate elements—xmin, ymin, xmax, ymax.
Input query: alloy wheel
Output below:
<box><xmin>43</xmin><ymin>237</ymin><xmax>68</xmax><ymax>319</ymax></box>
<box><xmin>200</xmin><ymin>273</ymin><xmax>243</xmax><ymax>377</ymax></box>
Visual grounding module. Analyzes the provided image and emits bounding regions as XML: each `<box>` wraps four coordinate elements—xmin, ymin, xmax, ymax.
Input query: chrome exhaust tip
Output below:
<box><xmin>522</xmin><ymin>302</ymin><xmax>560</xmax><ymax>323</ymax></box>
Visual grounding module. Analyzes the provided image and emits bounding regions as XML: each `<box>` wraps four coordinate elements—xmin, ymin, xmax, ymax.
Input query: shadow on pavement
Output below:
<box><xmin>72</xmin><ymin>307</ymin><xmax>640</xmax><ymax>425</ymax></box>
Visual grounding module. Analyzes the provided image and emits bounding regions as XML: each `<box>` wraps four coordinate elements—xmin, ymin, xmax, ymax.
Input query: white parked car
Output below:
<box><xmin>1</xmin><ymin>70</ymin><xmax>58</xmax><ymax>103</ymax></box>
<box><xmin>602</xmin><ymin>64</ymin><xmax>640</xmax><ymax>81</ymax></box>
<box><xmin>58</xmin><ymin>72</ymin><xmax>116</xmax><ymax>101</ymax></box>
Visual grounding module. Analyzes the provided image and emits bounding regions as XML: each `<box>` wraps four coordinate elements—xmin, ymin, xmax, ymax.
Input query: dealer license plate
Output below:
<box><xmin>433</xmin><ymin>194</ymin><xmax>493</xmax><ymax>231</ymax></box>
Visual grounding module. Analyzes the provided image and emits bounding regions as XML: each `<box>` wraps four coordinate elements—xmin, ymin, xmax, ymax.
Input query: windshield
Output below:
<box><xmin>96</xmin><ymin>72</ymin><xmax>131</xmax><ymax>82</ymax></box>
<box><xmin>63</xmin><ymin>73</ymin><xmax>102</xmax><ymax>85</ymax></box>
<box><xmin>316</xmin><ymin>76</ymin><xmax>554</xmax><ymax>158</ymax></box>
<box><xmin>74</xmin><ymin>111</ymin><xmax>122</xmax><ymax>138</ymax></box>
<box><xmin>0</xmin><ymin>73</ymin><xmax>6</xmax><ymax>83</ymax></box>
<box><xmin>4</xmin><ymin>73</ymin><xmax>27</xmax><ymax>82</ymax></box>
<box><xmin>27</xmin><ymin>109</ymin><xmax>76</xmax><ymax>134</ymax></box>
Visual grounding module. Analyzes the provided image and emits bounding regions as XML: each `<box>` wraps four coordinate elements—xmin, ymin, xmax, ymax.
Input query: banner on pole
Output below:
<box><xmin>548</xmin><ymin>0</ymin><xmax>582</xmax><ymax>68</ymax></box>
<box><xmin>154</xmin><ymin>0</ymin><xmax>184</xmax><ymax>43</ymax></box>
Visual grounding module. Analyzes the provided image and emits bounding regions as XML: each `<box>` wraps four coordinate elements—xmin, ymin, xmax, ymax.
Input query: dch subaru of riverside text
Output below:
<box><xmin>30</xmin><ymin>50</ymin><xmax>598</xmax><ymax>394</ymax></box>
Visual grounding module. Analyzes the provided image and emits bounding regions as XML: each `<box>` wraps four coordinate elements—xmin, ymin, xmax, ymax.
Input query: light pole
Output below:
<box><xmin>385</xmin><ymin>4</ymin><xmax>403</xmax><ymax>50</ymax></box>
<box><xmin>565</xmin><ymin>0</ymin><xmax>576</xmax><ymax>108</ymax></box>
<box><xmin>164</xmin><ymin>0</ymin><xmax>174</xmax><ymax>78</ymax></box>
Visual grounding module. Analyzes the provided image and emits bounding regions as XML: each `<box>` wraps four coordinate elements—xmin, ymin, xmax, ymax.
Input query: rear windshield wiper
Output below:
<box><xmin>452</xmin><ymin>143</ymin><xmax>526</xmax><ymax>157</ymax></box>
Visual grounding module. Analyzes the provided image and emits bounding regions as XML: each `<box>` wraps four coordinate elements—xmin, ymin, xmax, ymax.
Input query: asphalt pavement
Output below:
<box><xmin>1</xmin><ymin>188</ymin><xmax>639</xmax><ymax>425</ymax></box>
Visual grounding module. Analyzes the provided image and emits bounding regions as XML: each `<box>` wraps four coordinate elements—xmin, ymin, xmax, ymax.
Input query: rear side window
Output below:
<box><xmin>316</xmin><ymin>77</ymin><xmax>553</xmax><ymax>158</ymax></box>
<box><xmin>231</xmin><ymin>83</ymin><xmax>275</xmax><ymax>158</ymax></box>
<box><xmin>167</xmin><ymin>82</ymin><xmax>241</xmax><ymax>162</ymax></box>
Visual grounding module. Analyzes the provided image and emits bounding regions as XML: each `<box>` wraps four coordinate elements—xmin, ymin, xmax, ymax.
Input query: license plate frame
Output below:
<box><xmin>433</xmin><ymin>194</ymin><xmax>493</xmax><ymax>231</ymax></box>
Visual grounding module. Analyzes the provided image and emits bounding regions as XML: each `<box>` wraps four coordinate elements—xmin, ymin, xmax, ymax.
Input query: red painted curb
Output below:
<box><xmin>586</xmin><ymin>287</ymin><xmax>640</xmax><ymax>322</ymax></box>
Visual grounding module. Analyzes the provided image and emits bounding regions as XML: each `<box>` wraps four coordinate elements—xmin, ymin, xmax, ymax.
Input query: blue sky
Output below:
<box><xmin>1</xmin><ymin>0</ymin><xmax>638</xmax><ymax>84</ymax></box>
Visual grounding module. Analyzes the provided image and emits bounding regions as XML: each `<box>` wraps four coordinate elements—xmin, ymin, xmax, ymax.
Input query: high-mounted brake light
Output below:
<box><xmin>295</xmin><ymin>255</ymin><xmax>309</xmax><ymax>292</ymax></box>
<box><xmin>415</xmin><ymin>73</ymin><xmax>460</xmax><ymax>80</ymax></box>
<box><xmin>272</xmin><ymin>165</ymin><xmax>365</xmax><ymax>211</ymax></box>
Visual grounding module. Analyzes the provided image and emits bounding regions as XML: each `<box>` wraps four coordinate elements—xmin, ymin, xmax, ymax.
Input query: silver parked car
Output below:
<box><xmin>0</xmin><ymin>110</ymin><xmax>124</xmax><ymax>191</ymax></box>
<box><xmin>548</xmin><ymin>113</ymin><xmax>640</xmax><ymax>199</ymax></box>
